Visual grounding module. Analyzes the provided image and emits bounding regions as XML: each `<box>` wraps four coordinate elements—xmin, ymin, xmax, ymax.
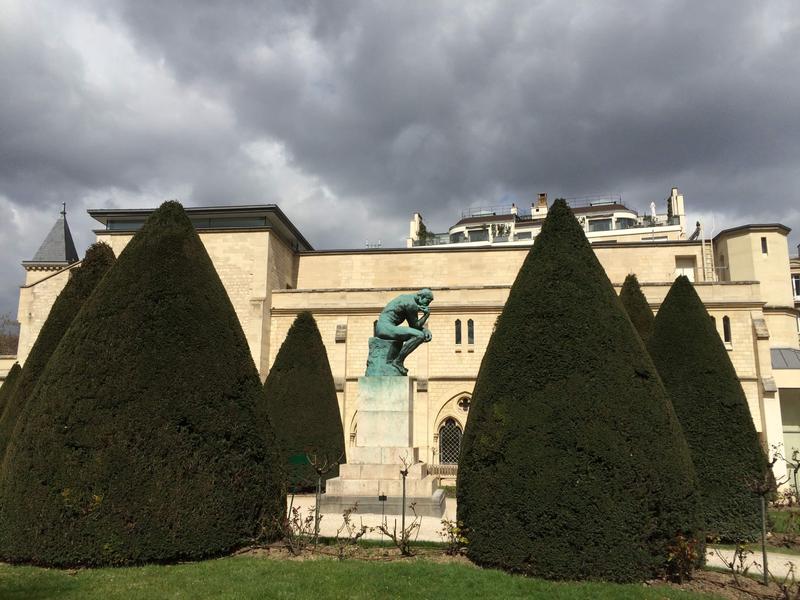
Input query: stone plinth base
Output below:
<box><xmin>322</xmin><ymin>489</ymin><xmax>446</xmax><ymax>518</ymax></box>
<box><xmin>321</xmin><ymin>375</ymin><xmax>444</xmax><ymax>517</ymax></box>
<box><xmin>326</xmin><ymin>463</ymin><xmax>439</xmax><ymax>497</ymax></box>
<box><xmin>348</xmin><ymin>446</ymin><xmax>419</xmax><ymax>465</ymax></box>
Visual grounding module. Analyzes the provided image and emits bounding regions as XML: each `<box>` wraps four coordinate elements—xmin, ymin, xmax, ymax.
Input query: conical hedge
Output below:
<box><xmin>619</xmin><ymin>273</ymin><xmax>654</xmax><ymax>342</ymax></box>
<box><xmin>264</xmin><ymin>311</ymin><xmax>345</xmax><ymax>491</ymax></box>
<box><xmin>0</xmin><ymin>201</ymin><xmax>284</xmax><ymax>567</ymax></box>
<box><xmin>0</xmin><ymin>243</ymin><xmax>115</xmax><ymax>459</ymax></box>
<box><xmin>457</xmin><ymin>199</ymin><xmax>699</xmax><ymax>582</ymax></box>
<box><xmin>648</xmin><ymin>276</ymin><xmax>767</xmax><ymax>541</ymax></box>
<box><xmin>0</xmin><ymin>363</ymin><xmax>21</xmax><ymax>413</ymax></box>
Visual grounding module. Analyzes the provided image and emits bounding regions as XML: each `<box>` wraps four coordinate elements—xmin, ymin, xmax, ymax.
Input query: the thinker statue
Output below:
<box><xmin>366</xmin><ymin>288</ymin><xmax>434</xmax><ymax>376</ymax></box>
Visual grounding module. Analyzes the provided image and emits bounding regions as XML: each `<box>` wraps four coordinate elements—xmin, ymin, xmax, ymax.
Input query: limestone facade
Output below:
<box><xmin>10</xmin><ymin>202</ymin><xmax>800</xmax><ymax>483</ymax></box>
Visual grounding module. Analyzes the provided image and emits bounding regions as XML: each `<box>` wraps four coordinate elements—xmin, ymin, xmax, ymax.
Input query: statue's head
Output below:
<box><xmin>415</xmin><ymin>288</ymin><xmax>434</xmax><ymax>307</ymax></box>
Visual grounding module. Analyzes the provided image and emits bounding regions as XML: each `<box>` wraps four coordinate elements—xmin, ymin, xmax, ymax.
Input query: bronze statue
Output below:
<box><xmin>367</xmin><ymin>288</ymin><xmax>434</xmax><ymax>376</ymax></box>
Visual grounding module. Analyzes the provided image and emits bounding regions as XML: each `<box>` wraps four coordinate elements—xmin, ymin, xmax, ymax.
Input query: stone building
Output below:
<box><xmin>6</xmin><ymin>190</ymin><xmax>800</xmax><ymax>480</ymax></box>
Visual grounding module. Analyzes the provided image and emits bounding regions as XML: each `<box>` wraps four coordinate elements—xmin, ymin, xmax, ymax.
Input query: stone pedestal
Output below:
<box><xmin>356</xmin><ymin>376</ymin><xmax>413</xmax><ymax>447</ymax></box>
<box><xmin>322</xmin><ymin>376</ymin><xmax>445</xmax><ymax>517</ymax></box>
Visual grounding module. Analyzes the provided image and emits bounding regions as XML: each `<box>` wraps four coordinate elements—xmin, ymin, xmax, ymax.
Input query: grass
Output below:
<box><xmin>769</xmin><ymin>509</ymin><xmax>800</xmax><ymax>535</ymax></box>
<box><xmin>0</xmin><ymin>554</ymin><xmax>718</xmax><ymax>600</ymax></box>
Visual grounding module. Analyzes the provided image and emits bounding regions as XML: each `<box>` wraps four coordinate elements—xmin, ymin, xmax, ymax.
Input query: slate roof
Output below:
<box><xmin>771</xmin><ymin>347</ymin><xmax>800</xmax><ymax>370</ymax></box>
<box><xmin>28</xmin><ymin>215</ymin><xmax>79</xmax><ymax>264</ymax></box>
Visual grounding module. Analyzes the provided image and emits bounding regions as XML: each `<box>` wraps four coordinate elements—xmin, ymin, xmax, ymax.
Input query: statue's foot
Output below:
<box><xmin>390</xmin><ymin>360</ymin><xmax>408</xmax><ymax>375</ymax></box>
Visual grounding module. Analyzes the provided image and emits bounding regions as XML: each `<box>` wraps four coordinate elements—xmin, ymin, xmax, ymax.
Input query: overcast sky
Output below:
<box><xmin>2</xmin><ymin>0</ymin><xmax>799</xmax><ymax>318</ymax></box>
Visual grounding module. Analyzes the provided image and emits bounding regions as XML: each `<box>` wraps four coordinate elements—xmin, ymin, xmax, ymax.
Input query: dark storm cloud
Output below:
<box><xmin>1</xmin><ymin>0</ymin><xmax>799</xmax><ymax>317</ymax></box>
<box><xmin>109</xmin><ymin>0</ymin><xmax>800</xmax><ymax>217</ymax></box>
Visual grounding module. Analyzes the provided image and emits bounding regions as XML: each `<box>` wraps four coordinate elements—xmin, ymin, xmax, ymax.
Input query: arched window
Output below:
<box><xmin>373</xmin><ymin>320</ymin><xmax>378</xmax><ymax>336</ymax></box>
<box><xmin>467</xmin><ymin>319</ymin><xmax>475</xmax><ymax>344</ymax></box>
<box><xmin>439</xmin><ymin>418</ymin><xmax>462</xmax><ymax>464</ymax></box>
<box><xmin>710</xmin><ymin>316</ymin><xmax>716</xmax><ymax>329</ymax></box>
<box><xmin>455</xmin><ymin>319</ymin><xmax>462</xmax><ymax>345</ymax></box>
<box><xmin>723</xmin><ymin>315</ymin><xmax>732</xmax><ymax>344</ymax></box>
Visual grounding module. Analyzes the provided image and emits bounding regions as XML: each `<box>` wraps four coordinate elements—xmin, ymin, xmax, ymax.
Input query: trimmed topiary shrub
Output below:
<box><xmin>264</xmin><ymin>311</ymin><xmax>345</xmax><ymax>491</ymax></box>
<box><xmin>0</xmin><ymin>201</ymin><xmax>285</xmax><ymax>567</ymax></box>
<box><xmin>0</xmin><ymin>363</ymin><xmax>21</xmax><ymax>413</ymax></box>
<box><xmin>457</xmin><ymin>199</ymin><xmax>700</xmax><ymax>582</ymax></box>
<box><xmin>619</xmin><ymin>273</ymin><xmax>654</xmax><ymax>342</ymax></box>
<box><xmin>0</xmin><ymin>243</ymin><xmax>115</xmax><ymax>459</ymax></box>
<box><xmin>648</xmin><ymin>275</ymin><xmax>767</xmax><ymax>541</ymax></box>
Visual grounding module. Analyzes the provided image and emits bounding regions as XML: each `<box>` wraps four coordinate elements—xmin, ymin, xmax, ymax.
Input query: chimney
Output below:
<box><xmin>532</xmin><ymin>193</ymin><xmax>549</xmax><ymax>216</ymax></box>
<box><xmin>408</xmin><ymin>213</ymin><xmax>423</xmax><ymax>247</ymax></box>
<box><xmin>669</xmin><ymin>187</ymin><xmax>685</xmax><ymax>217</ymax></box>
<box><xmin>668</xmin><ymin>187</ymin><xmax>687</xmax><ymax>238</ymax></box>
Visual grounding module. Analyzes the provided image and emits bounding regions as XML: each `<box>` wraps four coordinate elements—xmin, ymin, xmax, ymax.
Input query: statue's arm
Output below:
<box><xmin>404</xmin><ymin>302</ymin><xmax>426</xmax><ymax>331</ymax></box>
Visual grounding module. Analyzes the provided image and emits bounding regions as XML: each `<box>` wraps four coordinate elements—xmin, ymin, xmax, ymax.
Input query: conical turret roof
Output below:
<box><xmin>24</xmin><ymin>206</ymin><xmax>78</xmax><ymax>267</ymax></box>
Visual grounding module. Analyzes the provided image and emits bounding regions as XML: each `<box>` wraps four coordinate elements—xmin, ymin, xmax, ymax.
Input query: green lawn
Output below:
<box><xmin>770</xmin><ymin>509</ymin><xmax>800</xmax><ymax>534</ymax></box>
<box><xmin>0</xmin><ymin>554</ymin><xmax>718</xmax><ymax>600</ymax></box>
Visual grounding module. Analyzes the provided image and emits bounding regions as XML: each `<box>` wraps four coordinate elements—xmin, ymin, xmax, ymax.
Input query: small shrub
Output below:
<box><xmin>277</xmin><ymin>506</ymin><xmax>317</xmax><ymax>556</ymax></box>
<box><xmin>710</xmin><ymin>541</ymin><xmax>754</xmax><ymax>586</ymax></box>
<box><xmin>665</xmin><ymin>534</ymin><xmax>700</xmax><ymax>583</ymax></box>
<box><xmin>439</xmin><ymin>519</ymin><xmax>468</xmax><ymax>556</ymax></box>
<box><xmin>375</xmin><ymin>503</ymin><xmax>422</xmax><ymax>557</ymax></box>
<box><xmin>333</xmin><ymin>505</ymin><xmax>367</xmax><ymax>561</ymax></box>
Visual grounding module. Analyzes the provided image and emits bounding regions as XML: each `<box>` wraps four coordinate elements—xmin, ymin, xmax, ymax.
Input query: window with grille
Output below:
<box><xmin>438</xmin><ymin>418</ymin><xmax>462</xmax><ymax>464</ymax></box>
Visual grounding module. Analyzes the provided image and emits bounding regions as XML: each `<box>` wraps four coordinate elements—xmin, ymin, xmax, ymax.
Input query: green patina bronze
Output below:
<box><xmin>366</xmin><ymin>288</ymin><xmax>434</xmax><ymax>376</ymax></box>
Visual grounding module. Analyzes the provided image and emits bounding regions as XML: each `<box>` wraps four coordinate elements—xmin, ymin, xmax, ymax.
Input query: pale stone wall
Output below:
<box><xmin>259</xmin><ymin>235</ymin><xmax>299</xmax><ymax>376</ymax></box>
<box><xmin>0</xmin><ymin>356</ymin><xmax>17</xmax><ymax>382</ymax></box>
<box><xmin>14</xmin><ymin>213</ymin><xmax>800</xmax><ymax>474</ymax></box>
<box><xmin>295</xmin><ymin>242</ymin><xmax>710</xmax><ymax>291</ymax></box>
<box><xmin>271</xmin><ymin>278</ymin><xmax>781</xmax><ymax>462</ymax></box>
<box><xmin>715</xmin><ymin>229</ymin><xmax>794</xmax><ymax>306</ymax></box>
<box><xmin>15</xmin><ymin>264</ymin><xmax>78</xmax><ymax>364</ymax></box>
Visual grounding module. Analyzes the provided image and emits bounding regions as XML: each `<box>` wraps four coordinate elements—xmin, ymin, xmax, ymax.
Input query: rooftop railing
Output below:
<box><xmin>563</xmin><ymin>194</ymin><xmax>624</xmax><ymax>209</ymax></box>
<box><xmin>413</xmin><ymin>212</ymin><xmax>682</xmax><ymax>246</ymax></box>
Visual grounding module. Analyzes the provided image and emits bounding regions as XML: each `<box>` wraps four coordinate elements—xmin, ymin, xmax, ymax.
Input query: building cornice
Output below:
<box><xmin>20</xmin><ymin>261</ymin><xmax>82</xmax><ymax>288</ymax></box>
<box><xmin>271</xmin><ymin>300</ymin><xmax>765</xmax><ymax>316</ymax></box>
<box><xmin>713</xmin><ymin>223</ymin><xmax>791</xmax><ymax>241</ymax></box>
<box><xmin>273</xmin><ymin>281</ymin><xmax>760</xmax><ymax>295</ymax></box>
<box><xmin>300</xmin><ymin>239</ymin><xmax>702</xmax><ymax>257</ymax></box>
<box><xmin>94</xmin><ymin>226</ymin><xmax>273</xmax><ymax>236</ymax></box>
<box><xmin>88</xmin><ymin>204</ymin><xmax>314</xmax><ymax>251</ymax></box>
